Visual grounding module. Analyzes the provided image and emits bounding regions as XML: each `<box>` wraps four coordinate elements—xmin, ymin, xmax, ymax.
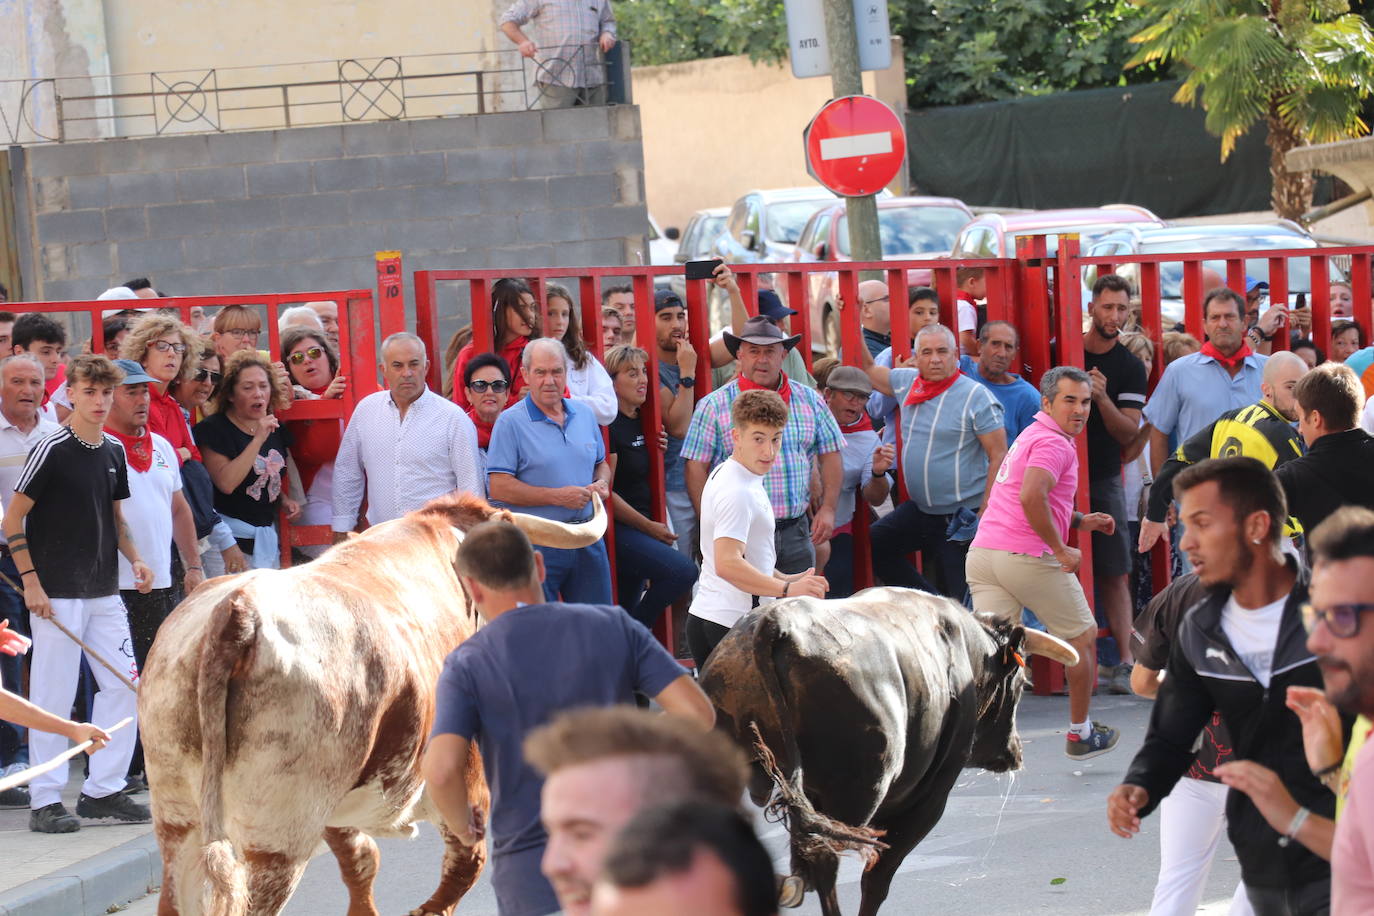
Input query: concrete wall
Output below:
<box><xmin>9</xmin><ymin>105</ymin><xmax>648</xmax><ymax>312</ymax></box>
<box><xmin>633</xmin><ymin>41</ymin><xmax>908</xmax><ymax>233</ymax></box>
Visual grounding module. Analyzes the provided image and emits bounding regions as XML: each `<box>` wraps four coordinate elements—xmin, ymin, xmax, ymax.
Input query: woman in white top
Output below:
<box><xmin>544</xmin><ymin>284</ymin><xmax>616</xmax><ymax>425</ymax></box>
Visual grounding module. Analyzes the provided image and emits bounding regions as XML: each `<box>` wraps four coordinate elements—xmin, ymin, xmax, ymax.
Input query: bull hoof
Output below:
<box><xmin>778</xmin><ymin>874</ymin><xmax>805</xmax><ymax>908</ymax></box>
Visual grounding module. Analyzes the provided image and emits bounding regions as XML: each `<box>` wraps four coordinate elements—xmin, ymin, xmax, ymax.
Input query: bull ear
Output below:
<box><xmin>1000</xmin><ymin>625</ymin><xmax>1027</xmax><ymax>669</ymax></box>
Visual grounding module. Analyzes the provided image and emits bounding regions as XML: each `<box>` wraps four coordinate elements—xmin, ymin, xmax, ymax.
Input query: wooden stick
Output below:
<box><xmin>0</xmin><ymin>568</ymin><xmax>138</xmax><ymax>693</ymax></box>
<box><xmin>0</xmin><ymin>717</ymin><xmax>133</xmax><ymax>793</ymax></box>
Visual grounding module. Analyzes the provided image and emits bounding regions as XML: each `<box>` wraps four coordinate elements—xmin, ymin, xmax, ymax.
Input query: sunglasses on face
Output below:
<box><xmin>288</xmin><ymin>347</ymin><xmax>325</xmax><ymax>365</ymax></box>
<box><xmin>1301</xmin><ymin>602</ymin><xmax>1374</xmax><ymax>639</ymax></box>
<box><xmin>150</xmin><ymin>340</ymin><xmax>188</xmax><ymax>354</ymax></box>
<box><xmin>193</xmin><ymin>368</ymin><xmax>223</xmax><ymax>386</ymax></box>
<box><xmin>467</xmin><ymin>379</ymin><xmax>510</xmax><ymax>394</ymax></box>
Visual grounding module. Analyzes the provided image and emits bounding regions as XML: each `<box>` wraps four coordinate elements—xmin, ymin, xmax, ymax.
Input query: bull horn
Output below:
<box><xmin>1023</xmin><ymin>629</ymin><xmax>1080</xmax><ymax>667</ymax></box>
<box><xmin>508</xmin><ymin>493</ymin><xmax>608</xmax><ymax>549</ymax></box>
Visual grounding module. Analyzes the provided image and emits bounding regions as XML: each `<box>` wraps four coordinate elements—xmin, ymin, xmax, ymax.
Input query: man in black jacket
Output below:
<box><xmin>1276</xmin><ymin>362</ymin><xmax>1374</xmax><ymax>539</ymax></box>
<box><xmin>1108</xmin><ymin>456</ymin><xmax>1345</xmax><ymax>915</ymax></box>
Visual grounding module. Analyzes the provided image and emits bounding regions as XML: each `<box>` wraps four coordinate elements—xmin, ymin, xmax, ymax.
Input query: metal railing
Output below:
<box><xmin>0</xmin><ymin>45</ymin><xmax>614</xmax><ymax>145</ymax></box>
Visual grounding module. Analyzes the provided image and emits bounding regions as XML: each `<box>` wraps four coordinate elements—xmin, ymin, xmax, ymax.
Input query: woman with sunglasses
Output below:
<box><xmin>281</xmin><ymin>327</ymin><xmax>344</xmax><ymax>558</ymax></box>
<box><xmin>463</xmin><ymin>352</ymin><xmax>512</xmax><ymax>452</ymax></box>
<box><xmin>544</xmin><ymin>283</ymin><xmax>616</xmax><ymax>425</ymax></box>
<box><xmin>450</xmin><ymin>279</ymin><xmax>537</xmax><ymax>411</ymax></box>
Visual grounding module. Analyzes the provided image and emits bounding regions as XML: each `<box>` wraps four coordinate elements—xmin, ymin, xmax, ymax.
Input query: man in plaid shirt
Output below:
<box><xmin>499</xmin><ymin>0</ymin><xmax>617</xmax><ymax>109</ymax></box>
<box><xmin>683</xmin><ymin>316</ymin><xmax>843</xmax><ymax>575</ymax></box>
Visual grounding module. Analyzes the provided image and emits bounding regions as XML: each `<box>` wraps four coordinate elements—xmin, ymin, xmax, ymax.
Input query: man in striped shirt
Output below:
<box><xmin>682</xmin><ymin>316</ymin><xmax>843</xmax><ymax>575</ymax></box>
<box><xmin>859</xmin><ymin>323</ymin><xmax>1006</xmax><ymax>600</ymax></box>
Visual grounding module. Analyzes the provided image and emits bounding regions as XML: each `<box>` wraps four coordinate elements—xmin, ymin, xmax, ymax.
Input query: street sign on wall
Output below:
<box><xmin>784</xmin><ymin>0</ymin><xmax>892</xmax><ymax>79</ymax></box>
<box><xmin>804</xmin><ymin>95</ymin><xmax>906</xmax><ymax>197</ymax></box>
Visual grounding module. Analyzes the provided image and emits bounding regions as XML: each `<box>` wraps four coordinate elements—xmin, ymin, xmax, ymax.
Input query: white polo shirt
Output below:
<box><xmin>0</xmin><ymin>409</ymin><xmax>60</xmax><ymax>544</ymax></box>
<box><xmin>117</xmin><ymin>433</ymin><xmax>182</xmax><ymax>590</ymax></box>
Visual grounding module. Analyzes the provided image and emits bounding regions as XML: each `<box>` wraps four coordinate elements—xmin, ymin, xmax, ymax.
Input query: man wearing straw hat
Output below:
<box><xmin>682</xmin><ymin>315</ymin><xmax>844</xmax><ymax>576</ymax></box>
<box><xmin>2</xmin><ymin>354</ymin><xmax>152</xmax><ymax>833</ymax></box>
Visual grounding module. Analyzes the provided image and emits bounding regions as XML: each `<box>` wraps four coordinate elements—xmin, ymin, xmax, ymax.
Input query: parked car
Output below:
<box><xmin>949</xmin><ymin>205</ymin><xmax>1166</xmax><ymax>259</ymax></box>
<box><xmin>663</xmin><ymin>207</ymin><xmax>729</xmax><ymax>300</ymax></box>
<box><xmin>648</xmin><ymin>214</ymin><xmax>678</xmax><ymax>266</ymax></box>
<box><xmin>714</xmin><ymin>186</ymin><xmax>894</xmax><ymax>266</ymax></box>
<box><xmin>790</xmin><ymin>196</ymin><xmax>975</xmax><ymax>354</ymax></box>
<box><xmin>1084</xmin><ymin>222</ymin><xmax>1332</xmax><ymax>326</ymax></box>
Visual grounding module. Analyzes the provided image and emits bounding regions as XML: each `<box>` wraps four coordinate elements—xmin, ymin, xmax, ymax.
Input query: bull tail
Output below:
<box><xmin>181</xmin><ymin>593</ymin><xmax>256</xmax><ymax>916</ymax></box>
<box><xmin>746</xmin><ymin>616</ymin><xmax>887</xmax><ymax>877</ymax></box>
<box><xmin>749</xmin><ymin>722</ymin><xmax>888</xmax><ymax>873</ymax></box>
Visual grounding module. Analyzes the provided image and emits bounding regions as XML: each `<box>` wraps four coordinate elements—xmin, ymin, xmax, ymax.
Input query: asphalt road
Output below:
<box><xmin>119</xmin><ymin>693</ymin><xmax>1243</xmax><ymax>916</ymax></box>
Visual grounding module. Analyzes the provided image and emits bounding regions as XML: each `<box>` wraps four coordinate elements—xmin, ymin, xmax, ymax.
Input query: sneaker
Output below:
<box><xmin>1109</xmin><ymin>664</ymin><xmax>1134</xmax><ymax>696</ymax></box>
<box><xmin>122</xmin><ymin>774</ymin><xmax>148</xmax><ymax>795</ymax></box>
<box><xmin>76</xmin><ymin>791</ymin><xmax>150</xmax><ymax>822</ymax></box>
<box><xmin>30</xmin><ymin>802</ymin><xmax>80</xmax><ymax>833</ymax></box>
<box><xmin>0</xmin><ymin>763</ymin><xmax>29</xmax><ymax>807</ymax></box>
<box><xmin>1065</xmin><ymin>722</ymin><xmax>1120</xmax><ymax>760</ymax></box>
<box><xmin>777</xmin><ymin>875</ymin><xmax>806</xmax><ymax>909</ymax></box>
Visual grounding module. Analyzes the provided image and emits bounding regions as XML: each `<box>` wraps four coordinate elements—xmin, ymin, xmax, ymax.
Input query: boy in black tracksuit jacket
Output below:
<box><xmin>1122</xmin><ymin>559</ymin><xmax>1352</xmax><ymax>910</ymax></box>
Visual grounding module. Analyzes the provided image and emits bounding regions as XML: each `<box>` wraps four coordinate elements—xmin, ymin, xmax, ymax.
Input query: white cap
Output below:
<box><xmin>96</xmin><ymin>287</ymin><xmax>139</xmax><ymax>301</ymax></box>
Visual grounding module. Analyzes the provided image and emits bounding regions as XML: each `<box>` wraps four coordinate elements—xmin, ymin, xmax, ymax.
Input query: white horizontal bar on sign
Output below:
<box><xmin>819</xmin><ymin>131</ymin><xmax>892</xmax><ymax>160</ymax></box>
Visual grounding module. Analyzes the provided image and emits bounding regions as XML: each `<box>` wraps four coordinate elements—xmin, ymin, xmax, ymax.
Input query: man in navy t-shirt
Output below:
<box><xmin>421</xmin><ymin>520</ymin><xmax>714</xmax><ymax>916</ymax></box>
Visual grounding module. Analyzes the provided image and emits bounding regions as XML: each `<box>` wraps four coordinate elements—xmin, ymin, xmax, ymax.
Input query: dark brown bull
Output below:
<box><xmin>138</xmin><ymin>493</ymin><xmax>605</xmax><ymax>916</ymax></box>
<box><xmin>701</xmin><ymin>586</ymin><xmax>1078</xmax><ymax>916</ymax></box>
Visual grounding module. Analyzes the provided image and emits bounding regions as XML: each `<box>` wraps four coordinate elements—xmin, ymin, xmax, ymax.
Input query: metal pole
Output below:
<box><xmin>823</xmin><ymin>0</ymin><xmax>882</xmax><ymax>267</ymax></box>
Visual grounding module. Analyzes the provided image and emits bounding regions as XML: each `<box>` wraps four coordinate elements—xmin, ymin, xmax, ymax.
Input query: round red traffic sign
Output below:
<box><xmin>804</xmin><ymin>95</ymin><xmax>906</xmax><ymax>198</ymax></box>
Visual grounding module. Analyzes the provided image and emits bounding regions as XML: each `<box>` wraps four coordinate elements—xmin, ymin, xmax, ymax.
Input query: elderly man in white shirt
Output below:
<box><xmin>331</xmin><ymin>333</ymin><xmax>483</xmax><ymax>540</ymax></box>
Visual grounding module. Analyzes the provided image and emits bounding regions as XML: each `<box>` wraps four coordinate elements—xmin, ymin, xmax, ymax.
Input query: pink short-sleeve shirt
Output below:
<box><xmin>971</xmin><ymin>411</ymin><xmax>1078</xmax><ymax>556</ymax></box>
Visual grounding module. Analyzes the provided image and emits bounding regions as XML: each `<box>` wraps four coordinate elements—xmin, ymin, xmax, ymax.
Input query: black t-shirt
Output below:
<box><xmin>193</xmin><ymin>412</ymin><xmax>294</xmax><ymax>527</ymax></box>
<box><xmin>1083</xmin><ymin>342</ymin><xmax>1148</xmax><ymax>480</ymax></box>
<box><xmin>609</xmin><ymin>411</ymin><xmax>652</xmax><ymax>518</ymax></box>
<box><xmin>16</xmin><ymin>428</ymin><xmax>130</xmax><ymax>598</ymax></box>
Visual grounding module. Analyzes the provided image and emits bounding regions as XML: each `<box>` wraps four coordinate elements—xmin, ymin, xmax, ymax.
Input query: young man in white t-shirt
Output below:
<box><xmin>686</xmin><ymin>390</ymin><xmax>827</xmax><ymax>669</ymax></box>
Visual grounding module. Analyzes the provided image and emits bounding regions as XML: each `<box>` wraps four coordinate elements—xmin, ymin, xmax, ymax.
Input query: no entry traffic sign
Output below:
<box><xmin>804</xmin><ymin>95</ymin><xmax>906</xmax><ymax>198</ymax></box>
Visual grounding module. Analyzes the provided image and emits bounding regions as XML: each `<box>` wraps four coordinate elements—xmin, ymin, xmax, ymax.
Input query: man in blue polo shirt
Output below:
<box><xmin>422</xmin><ymin>520</ymin><xmax>712</xmax><ymax>916</ymax></box>
<box><xmin>487</xmin><ymin>338</ymin><xmax>614</xmax><ymax>603</ymax></box>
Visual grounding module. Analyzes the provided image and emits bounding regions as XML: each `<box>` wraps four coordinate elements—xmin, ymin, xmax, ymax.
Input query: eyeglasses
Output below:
<box><xmin>1301</xmin><ymin>602</ymin><xmax>1374</xmax><ymax>639</ymax></box>
<box><xmin>468</xmin><ymin>379</ymin><xmax>510</xmax><ymax>394</ymax></box>
<box><xmin>193</xmin><ymin>368</ymin><xmax>223</xmax><ymax>386</ymax></box>
<box><xmin>863</xmin><ymin>296</ymin><xmax>891</xmax><ymax>306</ymax></box>
<box><xmin>223</xmin><ymin>328</ymin><xmax>260</xmax><ymax>340</ymax></box>
<box><xmin>150</xmin><ymin>341</ymin><xmax>187</xmax><ymax>354</ymax></box>
<box><xmin>287</xmin><ymin>347</ymin><xmax>324</xmax><ymax>365</ymax></box>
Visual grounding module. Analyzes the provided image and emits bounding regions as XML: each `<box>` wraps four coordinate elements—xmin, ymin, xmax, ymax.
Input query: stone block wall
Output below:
<box><xmin>7</xmin><ymin>106</ymin><xmax>648</xmax><ymax>320</ymax></box>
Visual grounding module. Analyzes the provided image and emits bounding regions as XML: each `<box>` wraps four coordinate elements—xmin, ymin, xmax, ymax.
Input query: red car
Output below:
<box><xmin>789</xmin><ymin>196</ymin><xmax>974</xmax><ymax>354</ymax></box>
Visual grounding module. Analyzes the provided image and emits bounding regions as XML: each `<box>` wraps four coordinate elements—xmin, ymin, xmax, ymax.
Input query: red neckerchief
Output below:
<box><xmin>467</xmin><ymin>407</ymin><xmax>495</xmax><ymax>449</ymax></box>
<box><xmin>106</xmin><ymin>427</ymin><xmax>153</xmax><ymax>473</ymax></box>
<box><xmin>840</xmin><ymin>412</ymin><xmax>873</xmax><ymax>433</ymax></box>
<box><xmin>957</xmin><ymin>290</ymin><xmax>977</xmax><ymax>305</ymax></box>
<box><xmin>737</xmin><ymin>372</ymin><xmax>792</xmax><ymax>404</ymax></box>
<box><xmin>1201</xmin><ymin>340</ymin><xmax>1252</xmax><ymax>370</ymax></box>
<box><xmin>903</xmin><ymin>371</ymin><xmax>959</xmax><ymax>407</ymax></box>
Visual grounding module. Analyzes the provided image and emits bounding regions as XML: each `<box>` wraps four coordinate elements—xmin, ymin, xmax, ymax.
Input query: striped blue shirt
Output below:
<box><xmin>891</xmin><ymin>369</ymin><xmax>1004</xmax><ymax>514</ymax></box>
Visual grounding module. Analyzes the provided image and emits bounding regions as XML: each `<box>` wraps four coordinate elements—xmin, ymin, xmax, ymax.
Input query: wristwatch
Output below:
<box><xmin>680</xmin><ymin>377</ymin><xmax>696</xmax><ymax>388</ymax></box>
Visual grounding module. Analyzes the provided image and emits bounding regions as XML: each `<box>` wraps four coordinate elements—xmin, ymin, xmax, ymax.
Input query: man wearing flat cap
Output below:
<box><xmin>817</xmin><ymin>365</ymin><xmax>893</xmax><ymax>598</ymax></box>
<box><xmin>682</xmin><ymin>315</ymin><xmax>843</xmax><ymax>576</ymax></box>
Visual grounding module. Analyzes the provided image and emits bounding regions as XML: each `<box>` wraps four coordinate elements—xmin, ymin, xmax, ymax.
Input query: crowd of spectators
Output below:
<box><xmin>7</xmin><ymin>258</ymin><xmax>1374</xmax><ymax>914</ymax></box>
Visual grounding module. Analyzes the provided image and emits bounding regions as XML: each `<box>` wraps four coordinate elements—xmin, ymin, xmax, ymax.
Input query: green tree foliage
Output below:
<box><xmin>616</xmin><ymin>0</ymin><xmax>1159</xmax><ymax>105</ymax></box>
<box><xmin>1127</xmin><ymin>0</ymin><xmax>1374</xmax><ymax>218</ymax></box>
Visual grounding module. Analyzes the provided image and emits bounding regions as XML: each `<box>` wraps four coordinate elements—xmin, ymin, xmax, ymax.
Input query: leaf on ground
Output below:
<box><xmin>1050</xmin><ymin>877</ymin><xmax>1068</xmax><ymax>886</ymax></box>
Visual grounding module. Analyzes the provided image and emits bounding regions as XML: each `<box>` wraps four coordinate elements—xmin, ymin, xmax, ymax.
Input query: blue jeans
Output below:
<box><xmin>613</xmin><ymin>523</ymin><xmax>698</xmax><ymax>628</ymax></box>
<box><xmin>536</xmin><ymin>540</ymin><xmax>613</xmax><ymax>605</ymax></box>
<box><xmin>0</xmin><ymin>554</ymin><xmax>28</xmax><ymax>766</ymax></box>
<box><xmin>870</xmin><ymin>500</ymin><xmax>970</xmax><ymax>600</ymax></box>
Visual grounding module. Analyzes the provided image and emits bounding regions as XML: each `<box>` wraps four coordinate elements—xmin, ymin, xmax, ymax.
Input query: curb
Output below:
<box><xmin>0</xmin><ymin>834</ymin><xmax>159</xmax><ymax>916</ymax></box>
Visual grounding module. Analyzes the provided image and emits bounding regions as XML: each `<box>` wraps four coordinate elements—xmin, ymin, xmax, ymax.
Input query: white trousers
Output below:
<box><xmin>27</xmin><ymin>595</ymin><xmax>138</xmax><ymax>809</ymax></box>
<box><xmin>1150</xmin><ymin>776</ymin><xmax>1253</xmax><ymax>916</ymax></box>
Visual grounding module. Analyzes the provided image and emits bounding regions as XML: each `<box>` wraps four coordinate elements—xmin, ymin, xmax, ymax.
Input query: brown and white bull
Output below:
<box><xmin>701</xmin><ymin>586</ymin><xmax>1080</xmax><ymax>916</ymax></box>
<box><xmin>138</xmin><ymin>493</ymin><xmax>606</xmax><ymax>916</ymax></box>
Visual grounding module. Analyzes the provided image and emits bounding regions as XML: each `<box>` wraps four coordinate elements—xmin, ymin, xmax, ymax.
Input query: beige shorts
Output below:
<box><xmin>965</xmin><ymin>547</ymin><xmax>1096</xmax><ymax>641</ymax></box>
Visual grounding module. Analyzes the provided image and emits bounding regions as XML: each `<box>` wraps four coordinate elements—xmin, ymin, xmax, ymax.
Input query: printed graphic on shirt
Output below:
<box><xmin>245</xmin><ymin>449</ymin><xmax>286</xmax><ymax>502</ymax></box>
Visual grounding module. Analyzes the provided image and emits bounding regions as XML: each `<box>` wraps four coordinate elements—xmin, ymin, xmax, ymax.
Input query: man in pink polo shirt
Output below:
<box><xmin>966</xmin><ymin>365</ymin><xmax>1120</xmax><ymax>761</ymax></box>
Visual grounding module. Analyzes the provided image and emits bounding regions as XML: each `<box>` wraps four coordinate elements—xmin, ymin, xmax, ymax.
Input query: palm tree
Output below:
<box><xmin>1128</xmin><ymin>0</ymin><xmax>1374</xmax><ymax>219</ymax></box>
